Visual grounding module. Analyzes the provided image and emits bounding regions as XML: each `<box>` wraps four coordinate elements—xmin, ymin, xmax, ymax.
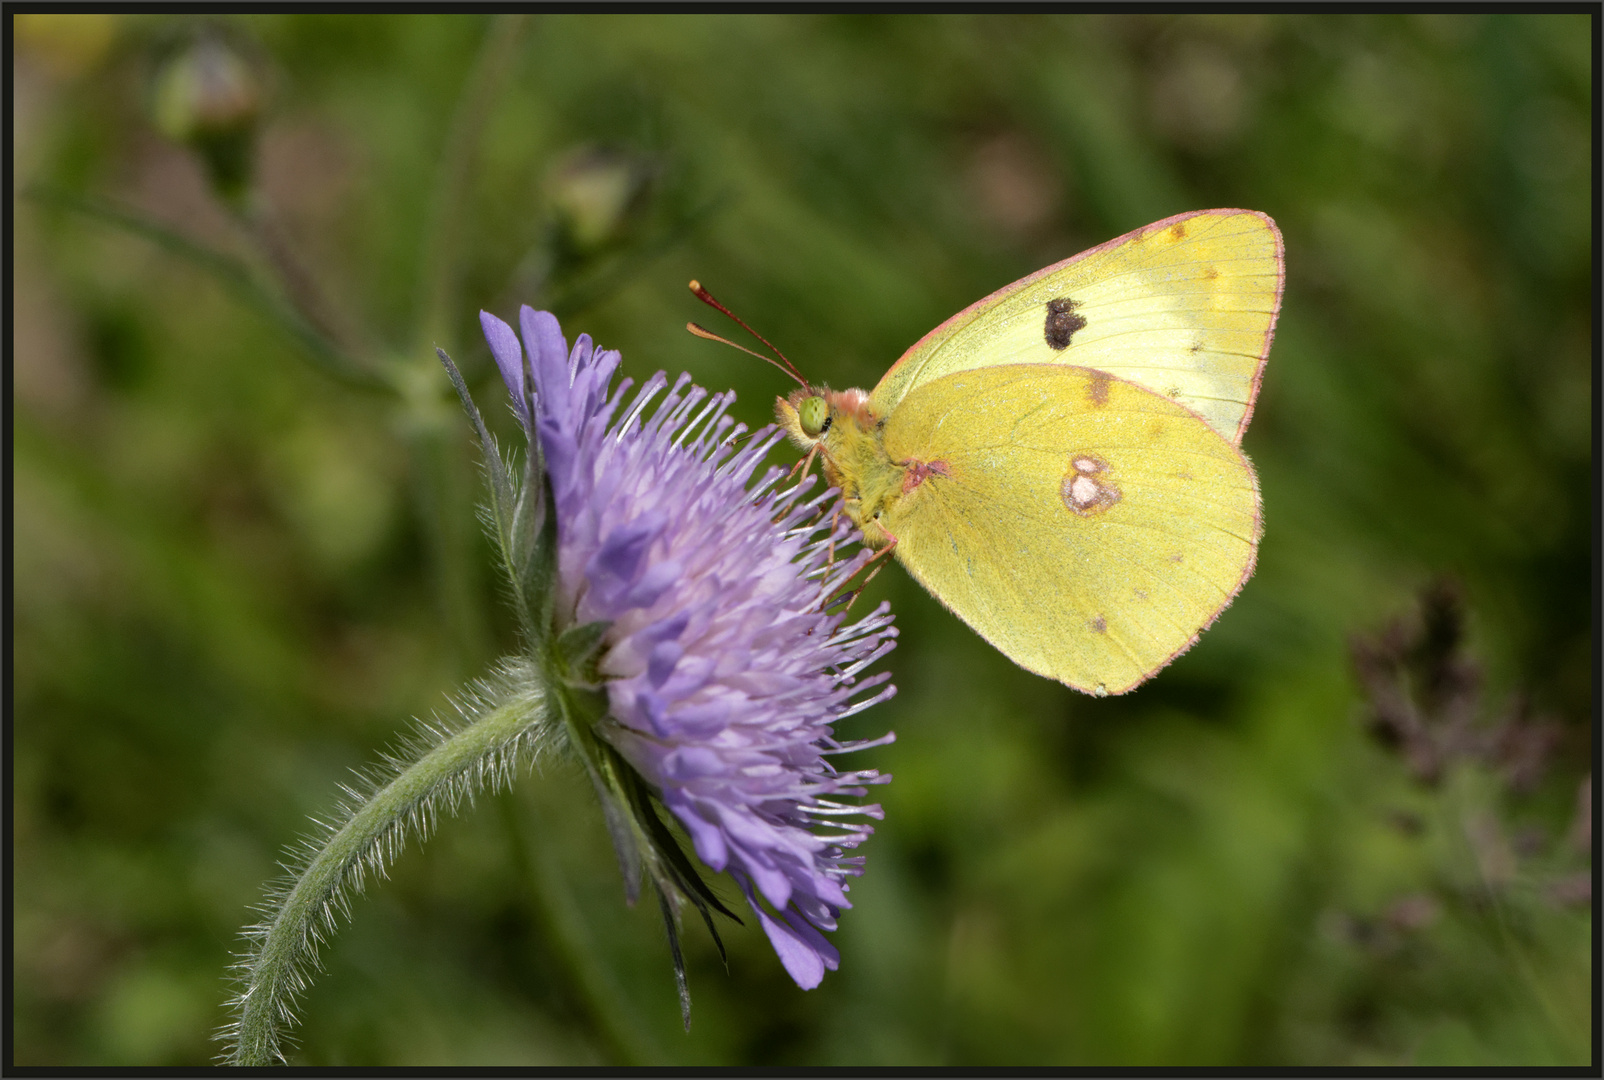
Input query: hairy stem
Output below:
<box><xmin>228</xmin><ymin>683</ymin><xmax>550</xmax><ymax>1065</ymax></box>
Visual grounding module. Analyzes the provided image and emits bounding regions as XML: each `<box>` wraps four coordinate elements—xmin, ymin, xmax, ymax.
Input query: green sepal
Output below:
<box><xmin>616</xmin><ymin>749</ymin><xmax>742</xmax><ymax>933</ymax></box>
<box><xmin>655</xmin><ymin>885</ymin><xmax>693</xmax><ymax>1032</ymax></box>
<box><xmin>583</xmin><ymin>756</ymin><xmax>647</xmax><ymax>906</ymax></box>
<box><xmin>519</xmin><ymin>471</ymin><xmax>559</xmax><ymax>642</ymax></box>
<box><xmin>557</xmin><ymin>621</ymin><xmax>612</xmax><ymax>683</ymax></box>
<box><xmin>435</xmin><ymin>346</ymin><xmax>560</xmax><ymax>650</ymax></box>
<box><xmin>553</xmin><ymin>681</ymin><xmax>645</xmax><ymax>904</ymax></box>
<box><xmin>437</xmin><ymin>347</ymin><xmax>516</xmax><ymax>550</ymax></box>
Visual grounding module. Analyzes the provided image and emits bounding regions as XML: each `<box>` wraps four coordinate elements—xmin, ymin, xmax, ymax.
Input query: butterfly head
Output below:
<box><xmin>777</xmin><ymin>386</ymin><xmax>876</xmax><ymax>453</ymax></box>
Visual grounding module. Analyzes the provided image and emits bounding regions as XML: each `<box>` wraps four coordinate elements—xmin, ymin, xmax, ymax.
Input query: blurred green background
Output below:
<box><xmin>12</xmin><ymin>12</ymin><xmax>1593</xmax><ymax>1067</ymax></box>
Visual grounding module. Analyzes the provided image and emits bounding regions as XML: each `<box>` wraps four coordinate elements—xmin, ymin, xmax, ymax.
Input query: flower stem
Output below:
<box><xmin>228</xmin><ymin>686</ymin><xmax>549</xmax><ymax>1066</ymax></box>
<box><xmin>21</xmin><ymin>186</ymin><xmax>383</xmax><ymax>390</ymax></box>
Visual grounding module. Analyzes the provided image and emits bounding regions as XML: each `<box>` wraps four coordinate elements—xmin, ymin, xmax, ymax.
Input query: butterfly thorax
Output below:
<box><xmin>776</xmin><ymin>386</ymin><xmax>908</xmax><ymax>548</ymax></box>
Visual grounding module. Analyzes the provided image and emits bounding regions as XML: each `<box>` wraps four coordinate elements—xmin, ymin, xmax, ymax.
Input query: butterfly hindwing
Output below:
<box><xmin>878</xmin><ymin>364</ymin><xmax>1261</xmax><ymax>695</ymax></box>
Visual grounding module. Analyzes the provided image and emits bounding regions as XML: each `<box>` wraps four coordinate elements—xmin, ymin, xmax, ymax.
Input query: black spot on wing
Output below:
<box><xmin>1044</xmin><ymin>297</ymin><xmax>1086</xmax><ymax>351</ymax></box>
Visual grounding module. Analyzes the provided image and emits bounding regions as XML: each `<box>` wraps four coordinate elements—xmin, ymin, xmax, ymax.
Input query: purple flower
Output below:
<box><xmin>480</xmin><ymin>306</ymin><xmax>896</xmax><ymax>990</ymax></box>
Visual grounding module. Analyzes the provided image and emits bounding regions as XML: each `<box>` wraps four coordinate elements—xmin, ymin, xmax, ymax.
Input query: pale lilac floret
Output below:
<box><xmin>480</xmin><ymin>306</ymin><xmax>896</xmax><ymax>989</ymax></box>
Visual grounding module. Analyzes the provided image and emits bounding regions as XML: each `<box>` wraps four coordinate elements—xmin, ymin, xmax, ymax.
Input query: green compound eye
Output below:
<box><xmin>798</xmin><ymin>395</ymin><xmax>831</xmax><ymax>438</ymax></box>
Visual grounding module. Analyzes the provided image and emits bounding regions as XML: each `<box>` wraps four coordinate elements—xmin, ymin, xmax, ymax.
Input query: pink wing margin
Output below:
<box><xmin>879</xmin><ymin>208</ymin><xmax>1287</xmax><ymax>445</ymax></box>
<box><xmin>1122</xmin><ymin>456</ymin><xmax>1264</xmax><ymax>694</ymax></box>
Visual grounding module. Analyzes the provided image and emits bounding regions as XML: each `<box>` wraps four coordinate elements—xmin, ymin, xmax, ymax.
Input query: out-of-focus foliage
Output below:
<box><xmin>12</xmin><ymin>12</ymin><xmax>1592</xmax><ymax>1067</ymax></box>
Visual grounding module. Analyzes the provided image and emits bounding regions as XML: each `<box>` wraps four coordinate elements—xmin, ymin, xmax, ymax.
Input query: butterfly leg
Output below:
<box><xmin>825</xmin><ymin>523</ymin><xmax>897</xmax><ymax>612</ymax></box>
<box><xmin>825</xmin><ymin>493</ymin><xmax>865</xmax><ymax>566</ymax></box>
<box><xmin>789</xmin><ymin>442</ymin><xmax>820</xmax><ymax>484</ymax></box>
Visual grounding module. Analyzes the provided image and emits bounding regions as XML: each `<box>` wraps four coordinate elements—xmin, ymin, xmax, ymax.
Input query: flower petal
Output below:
<box><xmin>755</xmin><ymin>905</ymin><xmax>827</xmax><ymax>990</ymax></box>
<box><xmin>479</xmin><ymin>311</ymin><xmax>528</xmax><ymax>429</ymax></box>
<box><xmin>521</xmin><ymin>306</ymin><xmax>571</xmax><ymax>419</ymax></box>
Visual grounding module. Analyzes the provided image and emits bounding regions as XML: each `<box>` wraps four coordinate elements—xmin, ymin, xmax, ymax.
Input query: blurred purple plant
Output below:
<box><xmin>1349</xmin><ymin>579</ymin><xmax>1590</xmax><ymax>914</ymax></box>
<box><xmin>1350</xmin><ymin>580</ymin><xmax>1569</xmax><ymax>793</ymax></box>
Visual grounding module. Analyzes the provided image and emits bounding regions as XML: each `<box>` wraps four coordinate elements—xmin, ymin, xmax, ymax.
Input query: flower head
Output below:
<box><xmin>479</xmin><ymin>306</ymin><xmax>896</xmax><ymax>992</ymax></box>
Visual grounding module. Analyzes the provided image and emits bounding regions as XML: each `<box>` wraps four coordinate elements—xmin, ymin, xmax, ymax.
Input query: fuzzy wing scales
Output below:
<box><xmin>879</xmin><ymin>364</ymin><xmax>1261</xmax><ymax>695</ymax></box>
<box><xmin>872</xmin><ymin>209</ymin><xmax>1284</xmax><ymax>446</ymax></box>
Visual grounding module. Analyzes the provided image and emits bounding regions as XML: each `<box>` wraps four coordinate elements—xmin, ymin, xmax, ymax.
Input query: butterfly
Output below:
<box><xmin>701</xmin><ymin>209</ymin><xmax>1283</xmax><ymax>696</ymax></box>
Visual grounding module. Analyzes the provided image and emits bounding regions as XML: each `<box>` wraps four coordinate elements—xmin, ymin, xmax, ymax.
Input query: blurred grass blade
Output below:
<box><xmin>415</xmin><ymin>13</ymin><xmax>530</xmax><ymax>349</ymax></box>
<box><xmin>501</xmin><ymin>793</ymin><xmax>665</xmax><ymax>1065</ymax></box>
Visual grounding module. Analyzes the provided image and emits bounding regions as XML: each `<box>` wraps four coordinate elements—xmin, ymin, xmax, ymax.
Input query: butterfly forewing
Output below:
<box><xmin>872</xmin><ymin>209</ymin><xmax>1284</xmax><ymax>445</ymax></box>
<box><xmin>879</xmin><ymin>364</ymin><xmax>1261</xmax><ymax>695</ymax></box>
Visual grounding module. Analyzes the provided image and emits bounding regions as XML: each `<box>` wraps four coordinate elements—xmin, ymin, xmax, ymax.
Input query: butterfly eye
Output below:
<box><xmin>798</xmin><ymin>395</ymin><xmax>830</xmax><ymax>438</ymax></box>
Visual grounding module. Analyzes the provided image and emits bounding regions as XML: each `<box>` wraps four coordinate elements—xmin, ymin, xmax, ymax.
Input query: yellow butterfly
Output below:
<box><xmin>708</xmin><ymin>209</ymin><xmax>1283</xmax><ymax>696</ymax></box>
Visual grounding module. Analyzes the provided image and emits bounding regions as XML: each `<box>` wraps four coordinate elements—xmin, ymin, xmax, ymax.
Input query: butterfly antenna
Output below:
<box><xmin>688</xmin><ymin>280</ymin><xmax>808</xmax><ymax>386</ymax></box>
<box><xmin>686</xmin><ymin>322</ymin><xmax>807</xmax><ymax>387</ymax></box>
